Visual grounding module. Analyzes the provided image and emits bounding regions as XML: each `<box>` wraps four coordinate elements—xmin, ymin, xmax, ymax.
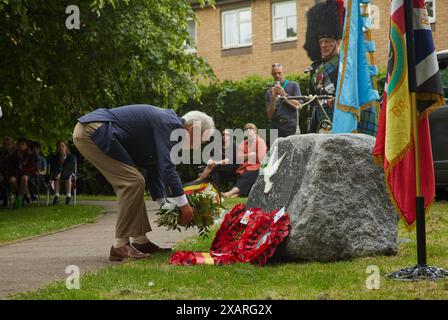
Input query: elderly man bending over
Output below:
<box><xmin>73</xmin><ymin>105</ymin><xmax>214</xmax><ymax>261</ymax></box>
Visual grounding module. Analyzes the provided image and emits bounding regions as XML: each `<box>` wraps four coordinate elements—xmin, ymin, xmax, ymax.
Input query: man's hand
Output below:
<box><xmin>179</xmin><ymin>204</ymin><xmax>194</xmax><ymax>226</ymax></box>
<box><xmin>271</xmin><ymin>86</ymin><xmax>278</xmax><ymax>100</ymax></box>
<box><xmin>283</xmin><ymin>96</ymin><xmax>301</xmax><ymax>110</ymax></box>
<box><xmin>207</xmin><ymin>159</ymin><xmax>217</xmax><ymax>168</ymax></box>
<box><xmin>275</xmin><ymin>85</ymin><xmax>286</xmax><ymax>97</ymax></box>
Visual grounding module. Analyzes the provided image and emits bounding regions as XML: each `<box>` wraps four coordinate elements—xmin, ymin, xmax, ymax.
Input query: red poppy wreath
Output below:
<box><xmin>169</xmin><ymin>204</ymin><xmax>290</xmax><ymax>267</ymax></box>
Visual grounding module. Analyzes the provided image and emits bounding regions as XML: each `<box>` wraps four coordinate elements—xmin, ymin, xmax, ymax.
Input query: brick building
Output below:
<box><xmin>189</xmin><ymin>0</ymin><xmax>448</xmax><ymax>80</ymax></box>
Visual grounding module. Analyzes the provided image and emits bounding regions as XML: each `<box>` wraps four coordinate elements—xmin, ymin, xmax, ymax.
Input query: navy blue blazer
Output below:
<box><xmin>78</xmin><ymin>104</ymin><xmax>185</xmax><ymax>198</ymax></box>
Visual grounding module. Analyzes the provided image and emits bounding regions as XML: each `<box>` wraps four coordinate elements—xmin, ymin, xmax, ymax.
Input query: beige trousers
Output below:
<box><xmin>73</xmin><ymin>122</ymin><xmax>152</xmax><ymax>239</ymax></box>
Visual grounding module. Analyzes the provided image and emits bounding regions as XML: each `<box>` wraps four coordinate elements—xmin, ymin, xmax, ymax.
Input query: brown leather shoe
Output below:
<box><xmin>109</xmin><ymin>244</ymin><xmax>151</xmax><ymax>262</ymax></box>
<box><xmin>130</xmin><ymin>240</ymin><xmax>172</xmax><ymax>254</ymax></box>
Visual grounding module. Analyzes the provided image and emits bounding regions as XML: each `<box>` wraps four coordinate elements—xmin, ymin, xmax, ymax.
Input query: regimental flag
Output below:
<box><xmin>373</xmin><ymin>0</ymin><xmax>445</xmax><ymax>227</ymax></box>
<box><xmin>332</xmin><ymin>0</ymin><xmax>380</xmax><ymax>136</ymax></box>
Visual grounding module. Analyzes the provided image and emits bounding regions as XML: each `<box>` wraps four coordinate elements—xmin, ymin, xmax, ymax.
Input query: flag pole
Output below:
<box><xmin>386</xmin><ymin>0</ymin><xmax>448</xmax><ymax>281</ymax></box>
<box><xmin>411</xmin><ymin>91</ymin><xmax>427</xmax><ymax>266</ymax></box>
<box><xmin>403</xmin><ymin>0</ymin><xmax>427</xmax><ymax>267</ymax></box>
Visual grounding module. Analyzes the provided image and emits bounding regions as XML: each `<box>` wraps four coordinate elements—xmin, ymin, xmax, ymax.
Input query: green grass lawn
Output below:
<box><xmin>0</xmin><ymin>205</ymin><xmax>103</xmax><ymax>245</ymax></box>
<box><xmin>13</xmin><ymin>199</ymin><xmax>448</xmax><ymax>300</ymax></box>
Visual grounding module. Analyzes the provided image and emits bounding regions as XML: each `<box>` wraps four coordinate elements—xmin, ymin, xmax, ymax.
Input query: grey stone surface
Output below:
<box><xmin>247</xmin><ymin>134</ymin><xmax>398</xmax><ymax>262</ymax></box>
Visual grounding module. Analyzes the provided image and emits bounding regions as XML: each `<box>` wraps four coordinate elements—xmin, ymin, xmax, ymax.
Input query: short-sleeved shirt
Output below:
<box><xmin>8</xmin><ymin>151</ymin><xmax>37</xmax><ymax>176</ymax></box>
<box><xmin>265</xmin><ymin>80</ymin><xmax>301</xmax><ymax>135</ymax></box>
<box><xmin>36</xmin><ymin>155</ymin><xmax>47</xmax><ymax>172</ymax></box>
<box><xmin>0</xmin><ymin>150</ymin><xmax>14</xmax><ymax>178</ymax></box>
<box><xmin>49</xmin><ymin>153</ymin><xmax>76</xmax><ymax>179</ymax></box>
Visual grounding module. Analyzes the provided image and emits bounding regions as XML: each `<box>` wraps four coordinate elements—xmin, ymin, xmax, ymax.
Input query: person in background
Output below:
<box><xmin>30</xmin><ymin>141</ymin><xmax>48</xmax><ymax>201</ymax></box>
<box><xmin>48</xmin><ymin>140</ymin><xmax>77</xmax><ymax>205</ymax></box>
<box><xmin>8</xmin><ymin>138</ymin><xmax>37</xmax><ymax>206</ymax></box>
<box><xmin>304</xmin><ymin>0</ymin><xmax>377</xmax><ymax>135</ymax></box>
<box><xmin>1</xmin><ymin>137</ymin><xmax>15</xmax><ymax>158</ymax></box>
<box><xmin>0</xmin><ymin>137</ymin><xmax>15</xmax><ymax>178</ymax></box>
<box><xmin>265</xmin><ymin>63</ymin><xmax>302</xmax><ymax>138</ymax></box>
<box><xmin>0</xmin><ymin>153</ymin><xmax>4</xmax><ymax>205</ymax></box>
<box><xmin>31</xmin><ymin>141</ymin><xmax>47</xmax><ymax>175</ymax></box>
<box><xmin>304</xmin><ymin>0</ymin><xmax>342</xmax><ymax>133</ymax></box>
<box><xmin>223</xmin><ymin>123</ymin><xmax>267</xmax><ymax>198</ymax></box>
<box><xmin>0</xmin><ymin>137</ymin><xmax>15</xmax><ymax>206</ymax></box>
<box><xmin>307</xmin><ymin>38</ymin><xmax>341</xmax><ymax>133</ymax></box>
<box><xmin>195</xmin><ymin>129</ymin><xmax>239</xmax><ymax>191</ymax></box>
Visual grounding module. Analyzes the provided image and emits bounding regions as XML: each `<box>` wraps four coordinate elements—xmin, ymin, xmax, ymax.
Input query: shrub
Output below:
<box><xmin>75</xmin><ymin>71</ymin><xmax>388</xmax><ymax>194</ymax></box>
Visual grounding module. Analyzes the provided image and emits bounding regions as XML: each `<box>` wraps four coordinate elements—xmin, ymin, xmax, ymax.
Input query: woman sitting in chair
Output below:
<box><xmin>222</xmin><ymin>123</ymin><xmax>267</xmax><ymax>198</ymax></box>
<box><xmin>49</xmin><ymin>140</ymin><xmax>76</xmax><ymax>205</ymax></box>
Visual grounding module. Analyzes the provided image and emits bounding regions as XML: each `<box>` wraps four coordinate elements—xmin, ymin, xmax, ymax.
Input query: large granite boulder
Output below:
<box><xmin>247</xmin><ymin>134</ymin><xmax>398</xmax><ymax>262</ymax></box>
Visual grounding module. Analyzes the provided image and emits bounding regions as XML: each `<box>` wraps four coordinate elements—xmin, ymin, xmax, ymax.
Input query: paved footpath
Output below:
<box><xmin>0</xmin><ymin>200</ymin><xmax>196</xmax><ymax>299</ymax></box>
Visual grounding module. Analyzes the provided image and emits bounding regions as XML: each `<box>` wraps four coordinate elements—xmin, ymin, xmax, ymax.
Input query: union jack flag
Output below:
<box><xmin>412</xmin><ymin>0</ymin><xmax>444</xmax><ymax>113</ymax></box>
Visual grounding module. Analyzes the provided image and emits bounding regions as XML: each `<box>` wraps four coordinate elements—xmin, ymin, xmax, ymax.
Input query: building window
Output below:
<box><xmin>272</xmin><ymin>1</ymin><xmax>297</xmax><ymax>42</ymax></box>
<box><xmin>425</xmin><ymin>0</ymin><xmax>436</xmax><ymax>23</ymax></box>
<box><xmin>221</xmin><ymin>8</ymin><xmax>252</xmax><ymax>49</ymax></box>
<box><xmin>184</xmin><ymin>19</ymin><xmax>197</xmax><ymax>53</ymax></box>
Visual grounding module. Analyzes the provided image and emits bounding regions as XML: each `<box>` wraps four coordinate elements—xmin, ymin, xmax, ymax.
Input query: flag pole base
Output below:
<box><xmin>386</xmin><ymin>265</ymin><xmax>448</xmax><ymax>281</ymax></box>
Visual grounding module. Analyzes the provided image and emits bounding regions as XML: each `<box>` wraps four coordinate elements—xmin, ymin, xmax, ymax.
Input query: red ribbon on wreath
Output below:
<box><xmin>169</xmin><ymin>251</ymin><xmax>217</xmax><ymax>265</ymax></box>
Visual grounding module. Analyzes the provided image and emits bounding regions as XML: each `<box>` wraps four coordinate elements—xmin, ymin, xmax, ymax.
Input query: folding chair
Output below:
<box><xmin>28</xmin><ymin>161</ymin><xmax>51</xmax><ymax>207</ymax></box>
<box><xmin>70</xmin><ymin>159</ymin><xmax>77</xmax><ymax>206</ymax></box>
<box><xmin>0</xmin><ymin>179</ymin><xmax>9</xmax><ymax>208</ymax></box>
<box><xmin>7</xmin><ymin>190</ymin><xmax>15</xmax><ymax>209</ymax></box>
<box><xmin>1</xmin><ymin>174</ymin><xmax>17</xmax><ymax>209</ymax></box>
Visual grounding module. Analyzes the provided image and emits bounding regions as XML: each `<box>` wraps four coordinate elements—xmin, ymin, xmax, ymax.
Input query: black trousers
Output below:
<box><xmin>210</xmin><ymin>165</ymin><xmax>238</xmax><ymax>191</ymax></box>
<box><xmin>235</xmin><ymin>170</ymin><xmax>259</xmax><ymax>197</ymax></box>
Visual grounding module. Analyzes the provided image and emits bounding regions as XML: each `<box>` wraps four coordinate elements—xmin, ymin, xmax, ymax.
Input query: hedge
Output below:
<box><xmin>78</xmin><ymin>72</ymin><xmax>387</xmax><ymax>193</ymax></box>
<box><xmin>178</xmin><ymin>72</ymin><xmax>386</xmax><ymax>139</ymax></box>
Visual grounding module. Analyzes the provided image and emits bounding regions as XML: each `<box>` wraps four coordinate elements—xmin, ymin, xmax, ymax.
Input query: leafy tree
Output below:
<box><xmin>0</xmin><ymin>0</ymin><xmax>214</xmax><ymax>151</ymax></box>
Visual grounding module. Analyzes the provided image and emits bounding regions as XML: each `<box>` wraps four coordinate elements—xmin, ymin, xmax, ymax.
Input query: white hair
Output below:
<box><xmin>182</xmin><ymin>111</ymin><xmax>215</xmax><ymax>139</ymax></box>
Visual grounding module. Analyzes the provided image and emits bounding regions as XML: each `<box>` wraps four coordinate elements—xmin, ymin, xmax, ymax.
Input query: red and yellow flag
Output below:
<box><xmin>373</xmin><ymin>0</ymin><xmax>445</xmax><ymax>227</ymax></box>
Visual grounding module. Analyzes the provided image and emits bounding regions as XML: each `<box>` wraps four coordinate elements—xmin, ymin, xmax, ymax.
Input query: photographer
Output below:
<box><xmin>265</xmin><ymin>63</ymin><xmax>302</xmax><ymax>138</ymax></box>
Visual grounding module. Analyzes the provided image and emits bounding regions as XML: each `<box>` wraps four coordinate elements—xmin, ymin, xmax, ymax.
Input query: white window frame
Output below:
<box><xmin>184</xmin><ymin>18</ymin><xmax>197</xmax><ymax>54</ymax></box>
<box><xmin>426</xmin><ymin>0</ymin><xmax>436</xmax><ymax>23</ymax></box>
<box><xmin>221</xmin><ymin>7</ymin><xmax>253</xmax><ymax>49</ymax></box>
<box><xmin>272</xmin><ymin>1</ymin><xmax>297</xmax><ymax>43</ymax></box>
